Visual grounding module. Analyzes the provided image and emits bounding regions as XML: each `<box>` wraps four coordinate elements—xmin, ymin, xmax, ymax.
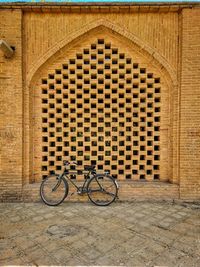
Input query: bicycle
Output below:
<box><xmin>40</xmin><ymin>160</ymin><xmax>119</xmax><ymax>206</ymax></box>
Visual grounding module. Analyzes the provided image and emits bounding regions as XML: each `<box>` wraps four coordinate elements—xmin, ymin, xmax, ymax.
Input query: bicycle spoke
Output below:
<box><xmin>40</xmin><ymin>176</ymin><xmax>68</xmax><ymax>206</ymax></box>
<box><xmin>103</xmin><ymin>190</ymin><xmax>116</xmax><ymax>197</ymax></box>
<box><xmin>89</xmin><ymin>189</ymin><xmax>102</xmax><ymax>193</ymax></box>
<box><xmin>87</xmin><ymin>175</ymin><xmax>118</xmax><ymax>206</ymax></box>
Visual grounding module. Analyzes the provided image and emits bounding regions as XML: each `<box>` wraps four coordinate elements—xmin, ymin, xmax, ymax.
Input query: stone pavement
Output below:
<box><xmin>0</xmin><ymin>201</ymin><xmax>200</xmax><ymax>266</ymax></box>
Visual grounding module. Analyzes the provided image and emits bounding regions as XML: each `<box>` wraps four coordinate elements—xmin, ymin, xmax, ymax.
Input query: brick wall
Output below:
<box><xmin>24</xmin><ymin>9</ymin><xmax>179</xmax><ymax>186</ymax></box>
<box><xmin>0</xmin><ymin>9</ymin><xmax>23</xmax><ymax>201</ymax></box>
<box><xmin>180</xmin><ymin>8</ymin><xmax>200</xmax><ymax>200</ymax></box>
<box><xmin>0</xmin><ymin>4</ymin><xmax>200</xmax><ymax>201</ymax></box>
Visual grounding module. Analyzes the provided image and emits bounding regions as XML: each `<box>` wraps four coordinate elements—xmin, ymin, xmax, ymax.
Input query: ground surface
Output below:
<box><xmin>0</xmin><ymin>201</ymin><xmax>200</xmax><ymax>266</ymax></box>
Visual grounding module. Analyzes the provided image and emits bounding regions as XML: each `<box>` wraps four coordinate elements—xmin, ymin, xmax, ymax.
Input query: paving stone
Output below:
<box><xmin>15</xmin><ymin>237</ymin><xmax>36</xmax><ymax>250</ymax></box>
<box><xmin>34</xmin><ymin>234</ymin><xmax>50</xmax><ymax>244</ymax></box>
<box><xmin>95</xmin><ymin>254</ymin><xmax>118</xmax><ymax>266</ymax></box>
<box><xmin>9</xmin><ymin>216</ymin><xmax>21</xmax><ymax>223</ymax></box>
<box><xmin>0</xmin><ymin>257</ymin><xmax>25</xmax><ymax>266</ymax></box>
<box><xmin>42</xmin><ymin>240</ymin><xmax>59</xmax><ymax>253</ymax></box>
<box><xmin>32</xmin><ymin>215</ymin><xmax>45</xmax><ymax>222</ymax></box>
<box><xmin>43</xmin><ymin>213</ymin><xmax>56</xmax><ymax>219</ymax></box>
<box><xmin>82</xmin><ymin>246</ymin><xmax>102</xmax><ymax>260</ymax></box>
<box><xmin>52</xmin><ymin>248</ymin><xmax>73</xmax><ymax>263</ymax></box>
<box><xmin>172</xmin><ymin>240</ymin><xmax>199</xmax><ymax>257</ymax></box>
<box><xmin>84</xmin><ymin>235</ymin><xmax>98</xmax><ymax>246</ymax></box>
<box><xmin>0</xmin><ymin>247</ymin><xmax>17</xmax><ymax>261</ymax></box>
<box><xmin>70</xmin><ymin>240</ymin><xmax>87</xmax><ymax>251</ymax></box>
<box><xmin>62</xmin><ymin>211</ymin><xmax>75</xmax><ymax>217</ymax></box>
<box><xmin>153</xmin><ymin>248</ymin><xmax>188</xmax><ymax>267</ymax></box>
<box><xmin>94</xmin><ymin>239</ymin><xmax>116</xmax><ymax>254</ymax></box>
<box><xmin>64</xmin><ymin>255</ymin><xmax>88</xmax><ymax>266</ymax></box>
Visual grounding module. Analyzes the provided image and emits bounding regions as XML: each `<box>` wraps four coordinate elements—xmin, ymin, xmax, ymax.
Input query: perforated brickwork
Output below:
<box><xmin>39</xmin><ymin>39</ymin><xmax>162</xmax><ymax>181</ymax></box>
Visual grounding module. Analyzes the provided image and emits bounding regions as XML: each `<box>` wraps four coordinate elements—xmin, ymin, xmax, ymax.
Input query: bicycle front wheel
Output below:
<box><xmin>40</xmin><ymin>175</ymin><xmax>69</xmax><ymax>206</ymax></box>
<box><xmin>87</xmin><ymin>175</ymin><xmax>118</xmax><ymax>206</ymax></box>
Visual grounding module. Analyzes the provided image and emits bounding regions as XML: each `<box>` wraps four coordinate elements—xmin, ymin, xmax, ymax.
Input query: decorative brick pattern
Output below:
<box><xmin>39</xmin><ymin>38</ymin><xmax>162</xmax><ymax>181</ymax></box>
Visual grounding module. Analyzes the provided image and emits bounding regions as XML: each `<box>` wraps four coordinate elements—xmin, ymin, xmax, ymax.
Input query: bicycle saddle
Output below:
<box><xmin>84</xmin><ymin>165</ymin><xmax>95</xmax><ymax>171</ymax></box>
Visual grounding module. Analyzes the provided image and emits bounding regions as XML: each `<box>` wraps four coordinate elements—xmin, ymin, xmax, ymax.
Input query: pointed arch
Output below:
<box><xmin>27</xmin><ymin>18</ymin><xmax>177</xmax><ymax>88</ymax></box>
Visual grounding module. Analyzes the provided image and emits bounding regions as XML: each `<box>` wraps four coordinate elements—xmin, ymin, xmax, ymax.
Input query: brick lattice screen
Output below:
<box><xmin>40</xmin><ymin>39</ymin><xmax>161</xmax><ymax>181</ymax></box>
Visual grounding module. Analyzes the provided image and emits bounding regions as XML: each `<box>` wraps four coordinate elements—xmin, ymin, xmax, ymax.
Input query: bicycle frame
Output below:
<box><xmin>62</xmin><ymin>168</ymin><xmax>95</xmax><ymax>193</ymax></box>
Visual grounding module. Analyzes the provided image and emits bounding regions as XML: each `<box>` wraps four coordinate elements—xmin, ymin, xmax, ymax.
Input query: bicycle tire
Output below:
<box><xmin>40</xmin><ymin>175</ymin><xmax>69</xmax><ymax>206</ymax></box>
<box><xmin>87</xmin><ymin>175</ymin><xmax>118</xmax><ymax>206</ymax></box>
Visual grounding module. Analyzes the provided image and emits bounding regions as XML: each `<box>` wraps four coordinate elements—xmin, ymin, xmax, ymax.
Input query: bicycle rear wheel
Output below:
<box><xmin>87</xmin><ymin>175</ymin><xmax>118</xmax><ymax>206</ymax></box>
<box><xmin>40</xmin><ymin>175</ymin><xmax>69</xmax><ymax>206</ymax></box>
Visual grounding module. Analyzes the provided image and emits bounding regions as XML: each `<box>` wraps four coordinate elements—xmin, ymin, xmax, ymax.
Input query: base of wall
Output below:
<box><xmin>21</xmin><ymin>180</ymin><xmax>179</xmax><ymax>202</ymax></box>
<box><xmin>119</xmin><ymin>181</ymin><xmax>179</xmax><ymax>200</ymax></box>
<box><xmin>0</xmin><ymin>187</ymin><xmax>22</xmax><ymax>202</ymax></box>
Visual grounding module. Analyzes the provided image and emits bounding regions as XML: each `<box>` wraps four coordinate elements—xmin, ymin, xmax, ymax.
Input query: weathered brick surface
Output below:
<box><xmin>0</xmin><ymin>4</ymin><xmax>199</xmax><ymax>201</ymax></box>
<box><xmin>0</xmin><ymin>9</ymin><xmax>23</xmax><ymax>201</ymax></box>
<box><xmin>180</xmin><ymin>8</ymin><xmax>200</xmax><ymax>200</ymax></box>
